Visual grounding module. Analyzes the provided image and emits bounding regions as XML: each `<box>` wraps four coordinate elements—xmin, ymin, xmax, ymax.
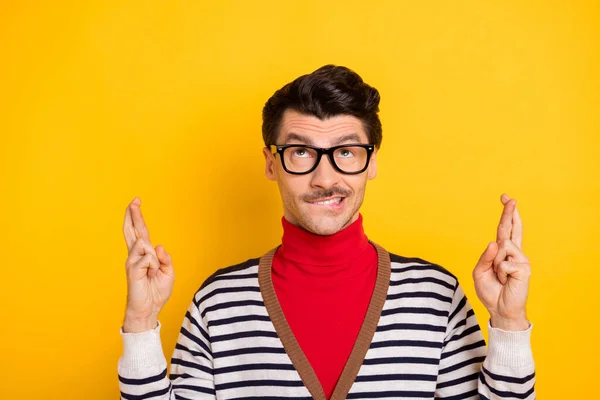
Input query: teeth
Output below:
<box><xmin>313</xmin><ymin>197</ymin><xmax>342</xmax><ymax>205</ymax></box>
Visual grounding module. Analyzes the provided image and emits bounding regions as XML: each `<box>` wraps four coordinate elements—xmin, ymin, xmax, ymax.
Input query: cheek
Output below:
<box><xmin>277</xmin><ymin>176</ymin><xmax>309</xmax><ymax>200</ymax></box>
<box><xmin>345</xmin><ymin>176</ymin><xmax>368</xmax><ymax>196</ymax></box>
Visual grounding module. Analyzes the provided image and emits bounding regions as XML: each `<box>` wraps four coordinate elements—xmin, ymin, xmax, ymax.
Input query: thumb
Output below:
<box><xmin>473</xmin><ymin>242</ymin><xmax>498</xmax><ymax>277</ymax></box>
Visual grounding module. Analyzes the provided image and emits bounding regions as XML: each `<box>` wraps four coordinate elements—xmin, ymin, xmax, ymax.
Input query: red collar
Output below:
<box><xmin>279</xmin><ymin>214</ymin><xmax>370</xmax><ymax>267</ymax></box>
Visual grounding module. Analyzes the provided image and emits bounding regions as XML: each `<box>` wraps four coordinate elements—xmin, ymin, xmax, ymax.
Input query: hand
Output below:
<box><xmin>122</xmin><ymin>197</ymin><xmax>175</xmax><ymax>333</ymax></box>
<box><xmin>472</xmin><ymin>194</ymin><xmax>531</xmax><ymax>331</ymax></box>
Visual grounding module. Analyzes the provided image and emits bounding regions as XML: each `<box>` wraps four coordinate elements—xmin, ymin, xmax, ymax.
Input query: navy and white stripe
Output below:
<box><xmin>118</xmin><ymin>255</ymin><xmax>535</xmax><ymax>399</ymax></box>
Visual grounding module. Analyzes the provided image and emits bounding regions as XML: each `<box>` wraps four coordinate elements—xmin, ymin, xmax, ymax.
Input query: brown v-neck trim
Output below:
<box><xmin>258</xmin><ymin>241</ymin><xmax>391</xmax><ymax>400</ymax></box>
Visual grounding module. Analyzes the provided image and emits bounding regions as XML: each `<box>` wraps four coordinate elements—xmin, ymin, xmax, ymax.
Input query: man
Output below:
<box><xmin>118</xmin><ymin>65</ymin><xmax>535</xmax><ymax>399</ymax></box>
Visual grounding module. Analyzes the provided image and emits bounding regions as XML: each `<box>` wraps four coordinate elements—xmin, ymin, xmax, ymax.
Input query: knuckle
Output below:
<box><xmin>125</xmin><ymin>257</ymin><xmax>135</xmax><ymax>267</ymax></box>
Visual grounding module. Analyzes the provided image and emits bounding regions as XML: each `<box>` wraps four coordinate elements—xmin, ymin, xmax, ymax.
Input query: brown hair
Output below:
<box><xmin>262</xmin><ymin>65</ymin><xmax>382</xmax><ymax>148</ymax></box>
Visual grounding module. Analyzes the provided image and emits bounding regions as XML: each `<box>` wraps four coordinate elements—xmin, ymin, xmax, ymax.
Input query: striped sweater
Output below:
<box><xmin>118</xmin><ymin>243</ymin><xmax>536</xmax><ymax>399</ymax></box>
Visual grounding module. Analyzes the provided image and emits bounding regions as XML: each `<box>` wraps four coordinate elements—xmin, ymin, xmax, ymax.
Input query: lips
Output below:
<box><xmin>311</xmin><ymin>197</ymin><xmax>343</xmax><ymax>205</ymax></box>
<box><xmin>307</xmin><ymin>197</ymin><xmax>347</xmax><ymax>209</ymax></box>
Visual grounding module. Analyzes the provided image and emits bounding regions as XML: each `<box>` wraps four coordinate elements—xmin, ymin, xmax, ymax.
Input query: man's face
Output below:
<box><xmin>263</xmin><ymin>109</ymin><xmax>378</xmax><ymax>236</ymax></box>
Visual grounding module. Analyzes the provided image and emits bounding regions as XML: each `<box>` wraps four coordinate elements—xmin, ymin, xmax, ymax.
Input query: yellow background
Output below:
<box><xmin>1</xmin><ymin>1</ymin><xmax>598</xmax><ymax>398</ymax></box>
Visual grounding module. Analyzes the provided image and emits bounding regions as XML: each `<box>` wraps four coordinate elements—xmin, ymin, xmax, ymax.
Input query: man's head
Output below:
<box><xmin>262</xmin><ymin>65</ymin><xmax>382</xmax><ymax>236</ymax></box>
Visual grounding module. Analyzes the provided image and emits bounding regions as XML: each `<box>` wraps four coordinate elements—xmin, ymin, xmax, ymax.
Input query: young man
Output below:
<box><xmin>118</xmin><ymin>65</ymin><xmax>535</xmax><ymax>399</ymax></box>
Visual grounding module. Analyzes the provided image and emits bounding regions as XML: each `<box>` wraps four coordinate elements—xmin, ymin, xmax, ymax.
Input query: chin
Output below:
<box><xmin>300</xmin><ymin>214</ymin><xmax>351</xmax><ymax>236</ymax></box>
<box><xmin>311</xmin><ymin>225</ymin><xmax>343</xmax><ymax>236</ymax></box>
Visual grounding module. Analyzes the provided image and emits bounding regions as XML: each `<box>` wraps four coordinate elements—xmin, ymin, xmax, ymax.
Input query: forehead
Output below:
<box><xmin>278</xmin><ymin>109</ymin><xmax>369</xmax><ymax>145</ymax></box>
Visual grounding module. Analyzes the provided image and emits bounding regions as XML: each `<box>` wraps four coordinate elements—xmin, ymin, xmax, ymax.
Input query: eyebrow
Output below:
<box><xmin>284</xmin><ymin>132</ymin><xmax>364</xmax><ymax>146</ymax></box>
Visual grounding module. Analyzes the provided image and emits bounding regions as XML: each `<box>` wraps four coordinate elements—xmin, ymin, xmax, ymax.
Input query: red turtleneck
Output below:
<box><xmin>271</xmin><ymin>214</ymin><xmax>378</xmax><ymax>399</ymax></box>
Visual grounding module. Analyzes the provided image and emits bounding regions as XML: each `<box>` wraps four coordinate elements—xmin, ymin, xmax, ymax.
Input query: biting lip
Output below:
<box><xmin>308</xmin><ymin>197</ymin><xmax>345</xmax><ymax>205</ymax></box>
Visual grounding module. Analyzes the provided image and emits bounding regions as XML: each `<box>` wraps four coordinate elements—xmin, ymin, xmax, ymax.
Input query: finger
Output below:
<box><xmin>495</xmin><ymin>260</ymin><xmax>531</xmax><ymax>285</ymax></box>
<box><xmin>512</xmin><ymin>205</ymin><xmax>523</xmax><ymax>250</ymax></box>
<box><xmin>156</xmin><ymin>245</ymin><xmax>172</xmax><ymax>266</ymax></box>
<box><xmin>473</xmin><ymin>242</ymin><xmax>498</xmax><ymax>277</ymax></box>
<box><xmin>493</xmin><ymin>239</ymin><xmax>529</xmax><ymax>267</ymax></box>
<box><xmin>129</xmin><ymin>252</ymin><xmax>161</xmax><ymax>278</ymax></box>
<box><xmin>156</xmin><ymin>245</ymin><xmax>175</xmax><ymax>277</ymax></box>
<box><xmin>128</xmin><ymin>237</ymin><xmax>157</xmax><ymax>259</ymax></box>
<box><xmin>497</xmin><ymin>195</ymin><xmax>516</xmax><ymax>242</ymax></box>
<box><xmin>123</xmin><ymin>204</ymin><xmax>136</xmax><ymax>251</ymax></box>
<box><xmin>129</xmin><ymin>197</ymin><xmax>151</xmax><ymax>243</ymax></box>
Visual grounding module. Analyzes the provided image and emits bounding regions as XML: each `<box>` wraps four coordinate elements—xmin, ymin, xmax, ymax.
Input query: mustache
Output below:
<box><xmin>303</xmin><ymin>187</ymin><xmax>352</xmax><ymax>202</ymax></box>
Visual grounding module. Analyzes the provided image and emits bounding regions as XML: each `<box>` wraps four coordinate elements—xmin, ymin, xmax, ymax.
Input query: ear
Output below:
<box><xmin>367</xmin><ymin>148</ymin><xmax>378</xmax><ymax>180</ymax></box>
<box><xmin>263</xmin><ymin>147</ymin><xmax>277</xmax><ymax>181</ymax></box>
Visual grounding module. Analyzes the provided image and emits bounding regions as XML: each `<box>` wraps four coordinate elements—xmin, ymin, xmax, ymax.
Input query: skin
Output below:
<box><xmin>122</xmin><ymin>197</ymin><xmax>174</xmax><ymax>333</ymax></box>
<box><xmin>122</xmin><ymin>111</ymin><xmax>531</xmax><ymax>333</ymax></box>
<box><xmin>473</xmin><ymin>194</ymin><xmax>531</xmax><ymax>331</ymax></box>
<box><xmin>261</xmin><ymin>110</ymin><xmax>378</xmax><ymax>236</ymax></box>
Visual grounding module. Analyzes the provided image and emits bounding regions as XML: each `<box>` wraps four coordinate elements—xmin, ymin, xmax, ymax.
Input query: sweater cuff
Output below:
<box><xmin>486</xmin><ymin>320</ymin><xmax>534</xmax><ymax>368</ymax></box>
<box><xmin>119</xmin><ymin>321</ymin><xmax>167</xmax><ymax>371</ymax></box>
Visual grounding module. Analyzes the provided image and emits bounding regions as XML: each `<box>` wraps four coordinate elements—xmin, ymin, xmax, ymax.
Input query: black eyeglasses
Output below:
<box><xmin>270</xmin><ymin>144</ymin><xmax>375</xmax><ymax>175</ymax></box>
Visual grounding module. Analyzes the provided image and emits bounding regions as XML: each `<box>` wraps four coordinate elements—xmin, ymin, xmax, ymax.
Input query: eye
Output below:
<box><xmin>292</xmin><ymin>147</ymin><xmax>311</xmax><ymax>157</ymax></box>
<box><xmin>336</xmin><ymin>148</ymin><xmax>355</xmax><ymax>158</ymax></box>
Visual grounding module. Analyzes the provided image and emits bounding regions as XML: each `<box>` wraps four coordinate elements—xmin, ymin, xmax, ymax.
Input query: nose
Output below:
<box><xmin>310</xmin><ymin>154</ymin><xmax>341</xmax><ymax>189</ymax></box>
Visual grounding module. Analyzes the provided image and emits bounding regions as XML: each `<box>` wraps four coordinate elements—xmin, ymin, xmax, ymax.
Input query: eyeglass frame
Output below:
<box><xmin>270</xmin><ymin>143</ymin><xmax>375</xmax><ymax>175</ymax></box>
